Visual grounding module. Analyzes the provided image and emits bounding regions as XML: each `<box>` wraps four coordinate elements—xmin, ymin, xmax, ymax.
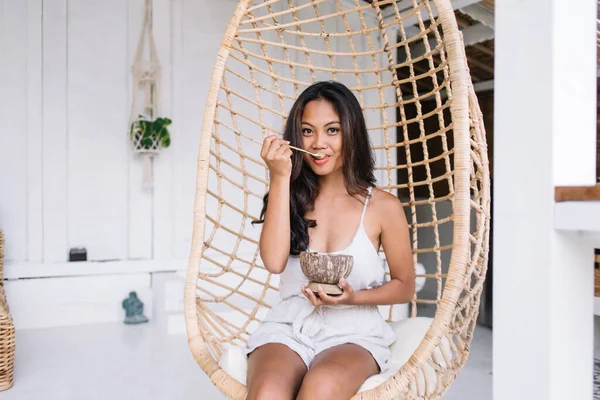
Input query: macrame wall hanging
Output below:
<box><xmin>128</xmin><ymin>0</ymin><xmax>171</xmax><ymax>189</ymax></box>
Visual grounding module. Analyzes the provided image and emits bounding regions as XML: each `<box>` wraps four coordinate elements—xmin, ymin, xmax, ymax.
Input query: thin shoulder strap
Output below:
<box><xmin>359</xmin><ymin>187</ymin><xmax>373</xmax><ymax>225</ymax></box>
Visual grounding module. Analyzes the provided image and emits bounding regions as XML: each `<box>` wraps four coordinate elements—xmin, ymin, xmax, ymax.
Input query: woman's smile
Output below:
<box><xmin>311</xmin><ymin>154</ymin><xmax>330</xmax><ymax>166</ymax></box>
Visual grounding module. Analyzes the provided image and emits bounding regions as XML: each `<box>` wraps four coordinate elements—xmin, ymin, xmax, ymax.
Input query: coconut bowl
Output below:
<box><xmin>299</xmin><ymin>251</ymin><xmax>354</xmax><ymax>296</ymax></box>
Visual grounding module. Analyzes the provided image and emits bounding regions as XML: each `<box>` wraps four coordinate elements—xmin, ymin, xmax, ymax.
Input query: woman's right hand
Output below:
<box><xmin>261</xmin><ymin>135</ymin><xmax>293</xmax><ymax>178</ymax></box>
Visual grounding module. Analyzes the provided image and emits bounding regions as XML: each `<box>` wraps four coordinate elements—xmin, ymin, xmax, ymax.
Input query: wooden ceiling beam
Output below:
<box><xmin>384</xmin><ymin>0</ymin><xmax>484</xmax><ymax>28</ymax></box>
<box><xmin>466</xmin><ymin>56</ymin><xmax>494</xmax><ymax>74</ymax></box>
<box><xmin>459</xmin><ymin>3</ymin><xmax>495</xmax><ymax>29</ymax></box>
<box><xmin>408</xmin><ymin>23</ymin><xmax>493</xmax><ymax>61</ymax></box>
<box><xmin>473</xmin><ymin>43</ymin><xmax>494</xmax><ymax>57</ymax></box>
<box><xmin>461</xmin><ymin>23</ymin><xmax>495</xmax><ymax>46</ymax></box>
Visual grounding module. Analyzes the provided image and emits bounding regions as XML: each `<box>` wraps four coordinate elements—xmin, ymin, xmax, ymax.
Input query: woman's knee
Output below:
<box><xmin>246</xmin><ymin>378</ymin><xmax>296</xmax><ymax>400</ymax></box>
<box><xmin>246</xmin><ymin>343</ymin><xmax>307</xmax><ymax>400</ymax></box>
<box><xmin>296</xmin><ymin>365</ymin><xmax>346</xmax><ymax>400</ymax></box>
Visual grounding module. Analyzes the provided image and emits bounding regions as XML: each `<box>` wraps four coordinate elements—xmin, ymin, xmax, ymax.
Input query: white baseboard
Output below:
<box><xmin>5</xmin><ymin>273</ymin><xmax>153</xmax><ymax>330</ymax></box>
<box><xmin>167</xmin><ymin>313</ymin><xmax>186</xmax><ymax>335</ymax></box>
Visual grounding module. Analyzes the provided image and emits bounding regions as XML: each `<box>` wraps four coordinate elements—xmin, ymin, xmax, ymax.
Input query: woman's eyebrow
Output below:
<box><xmin>300</xmin><ymin>121</ymin><xmax>340</xmax><ymax>126</ymax></box>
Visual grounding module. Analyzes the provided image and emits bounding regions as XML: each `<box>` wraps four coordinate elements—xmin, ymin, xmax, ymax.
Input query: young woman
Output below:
<box><xmin>246</xmin><ymin>81</ymin><xmax>415</xmax><ymax>400</ymax></box>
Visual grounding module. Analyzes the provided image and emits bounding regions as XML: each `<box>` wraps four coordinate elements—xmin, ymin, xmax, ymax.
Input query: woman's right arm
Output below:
<box><xmin>259</xmin><ymin>135</ymin><xmax>293</xmax><ymax>274</ymax></box>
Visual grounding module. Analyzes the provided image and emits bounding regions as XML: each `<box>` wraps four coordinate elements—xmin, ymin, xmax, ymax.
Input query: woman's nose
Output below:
<box><xmin>312</xmin><ymin>131</ymin><xmax>328</xmax><ymax>149</ymax></box>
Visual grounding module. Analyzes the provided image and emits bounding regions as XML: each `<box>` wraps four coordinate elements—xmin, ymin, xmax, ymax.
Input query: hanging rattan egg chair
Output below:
<box><xmin>184</xmin><ymin>0</ymin><xmax>491</xmax><ymax>399</ymax></box>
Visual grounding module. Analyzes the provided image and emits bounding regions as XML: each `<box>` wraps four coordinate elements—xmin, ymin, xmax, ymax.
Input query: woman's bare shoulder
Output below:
<box><xmin>370</xmin><ymin>188</ymin><xmax>403</xmax><ymax>207</ymax></box>
<box><xmin>369</xmin><ymin>188</ymin><xmax>406</xmax><ymax>222</ymax></box>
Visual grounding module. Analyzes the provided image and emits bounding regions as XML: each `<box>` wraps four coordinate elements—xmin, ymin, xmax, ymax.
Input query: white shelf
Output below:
<box><xmin>595</xmin><ymin>297</ymin><xmax>600</xmax><ymax>316</ymax></box>
<box><xmin>3</xmin><ymin>251</ymin><xmax>257</xmax><ymax>280</ymax></box>
<box><xmin>4</xmin><ymin>259</ymin><xmax>189</xmax><ymax>280</ymax></box>
<box><xmin>554</xmin><ymin>201</ymin><xmax>600</xmax><ymax>234</ymax></box>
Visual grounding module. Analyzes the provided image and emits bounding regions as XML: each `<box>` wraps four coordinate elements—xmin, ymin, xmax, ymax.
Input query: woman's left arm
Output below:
<box><xmin>303</xmin><ymin>193</ymin><xmax>416</xmax><ymax>307</ymax></box>
<box><xmin>349</xmin><ymin>193</ymin><xmax>415</xmax><ymax>305</ymax></box>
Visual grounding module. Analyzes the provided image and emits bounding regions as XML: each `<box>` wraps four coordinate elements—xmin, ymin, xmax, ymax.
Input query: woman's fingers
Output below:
<box><xmin>261</xmin><ymin>134</ymin><xmax>276</xmax><ymax>157</ymax></box>
<box><xmin>301</xmin><ymin>285</ymin><xmax>321</xmax><ymax>306</ymax></box>
<box><xmin>317</xmin><ymin>285</ymin><xmax>337</xmax><ymax>305</ymax></box>
<box><xmin>266</xmin><ymin>139</ymin><xmax>289</xmax><ymax>160</ymax></box>
<box><xmin>274</xmin><ymin>142</ymin><xmax>291</xmax><ymax>160</ymax></box>
<box><xmin>261</xmin><ymin>135</ymin><xmax>293</xmax><ymax>178</ymax></box>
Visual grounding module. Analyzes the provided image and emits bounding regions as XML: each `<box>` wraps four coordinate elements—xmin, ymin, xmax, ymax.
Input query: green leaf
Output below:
<box><xmin>154</xmin><ymin>121</ymin><xmax>161</xmax><ymax>132</ymax></box>
<box><xmin>141</xmin><ymin>138</ymin><xmax>153</xmax><ymax>148</ymax></box>
<box><xmin>131</xmin><ymin>115</ymin><xmax>172</xmax><ymax>146</ymax></box>
<box><xmin>158</xmin><ymin>126</ymin><xmax>168</xmax><ymax>139</ymax></box>
<box><xmin>138</xmin><ymin>120</ymin><xmax>149</xmax><ymax>133</ymax></box>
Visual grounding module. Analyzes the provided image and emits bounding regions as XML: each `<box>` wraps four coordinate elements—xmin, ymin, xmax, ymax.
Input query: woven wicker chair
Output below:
<box><xmin>184</xmin><ymin>1</ymin><xmax>490</xmax><ymax>399</ymax></box>
<box><xmin>0</xmin><ymin>230</ymin><xmax>15</xmax><ymax>391</ymax></box>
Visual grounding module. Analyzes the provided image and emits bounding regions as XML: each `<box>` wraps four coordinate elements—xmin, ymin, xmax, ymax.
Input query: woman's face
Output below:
<box><xmin>300</xmin><ymin>99</ymin><xmax>343</xmax><ymax>177</ymax></box>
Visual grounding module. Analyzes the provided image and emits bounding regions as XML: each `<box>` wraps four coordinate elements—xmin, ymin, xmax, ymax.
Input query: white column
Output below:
<box><xmin>552</xmin><ymin>1</ymin><xmax>597</xmax><ymax>186</ymax></box>
<box><xmin>494</xmin><ymin>1</ymin><xmax>596</xmax><ymax>399</ymax></box>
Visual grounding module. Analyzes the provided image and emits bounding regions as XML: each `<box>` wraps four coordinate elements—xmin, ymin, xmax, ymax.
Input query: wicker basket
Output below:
<box><xmin>0</xmin><ymin>230</ymin><xmax>15</xmax><ymax>391</ymax></box>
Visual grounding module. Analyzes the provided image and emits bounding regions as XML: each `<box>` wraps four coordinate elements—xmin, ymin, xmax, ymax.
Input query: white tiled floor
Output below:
<box><xmin>2</xmin><ymin>320</ymin><xmax>493</xmax><ymax>400</ymax></box>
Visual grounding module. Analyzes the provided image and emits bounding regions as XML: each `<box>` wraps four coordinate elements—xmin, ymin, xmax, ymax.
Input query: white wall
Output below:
<box><xmin>0</xmin><ymin>0</ymin><xmax>395</xmax><ymax>267</ymax></box>
<box><xmin>0</xmin><ymin>0</ymin><xmax>239</xmax><ymax>264</ymax></box>
<box><xmin>0</xmin><ymin>0</ymin><xmax>398</xmax><ymax>330</ymax></box>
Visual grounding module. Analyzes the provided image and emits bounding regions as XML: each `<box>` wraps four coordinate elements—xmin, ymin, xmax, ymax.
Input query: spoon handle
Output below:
<box><xmin>288</xmin><ymin>145</ymin><xmax>323</xmax><ymax>158</ymax></box>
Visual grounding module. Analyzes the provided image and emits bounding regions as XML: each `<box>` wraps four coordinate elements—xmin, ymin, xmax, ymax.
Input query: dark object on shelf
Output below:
<box><xmin>122</xmin><ymin>291</ymin><xmax>149</xmax><ymax>325</ymax></box>
<box><xmin>69</xmin><ymin>248</ymin><xmax>87</xmax><ymax>262</ymax></box>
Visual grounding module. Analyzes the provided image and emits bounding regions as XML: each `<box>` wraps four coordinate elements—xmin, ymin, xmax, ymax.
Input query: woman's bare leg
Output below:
<box><xmin>296</xmin><ymin>343</ymin><xmax>379</xmax><ymax>400</ymax></box>
<box><xmin>246</xmin><ymin>343</ymin><xmax>308</xmax><ymax>400</ymax></box>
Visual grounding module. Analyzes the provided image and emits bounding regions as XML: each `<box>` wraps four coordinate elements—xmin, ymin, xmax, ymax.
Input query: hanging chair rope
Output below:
<box><xmin>184</xmin><ymin>1</ymin><xmax>491</xmax><ymax>399</ymax></box>
<box><xmin>129</xmin><ymin>0</ymin><xmax>161</xmax><ymax>188</ymax></box>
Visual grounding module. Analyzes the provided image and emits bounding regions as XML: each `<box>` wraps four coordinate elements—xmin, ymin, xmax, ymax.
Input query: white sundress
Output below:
<box><xmin>246</xmin><ymin>187</ymin><xmax>396</xmax><ymax>371</ymax></box>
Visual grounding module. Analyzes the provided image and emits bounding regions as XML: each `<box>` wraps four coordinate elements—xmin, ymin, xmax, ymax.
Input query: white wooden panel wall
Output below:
<box><xmin>0</xmin><ymin>1</ymin><xmax>29</xmax><ymax>262</ymax></box>
<box><xmin>42</xmin><ymin>0</ymin><xmax>69</xmax><ymax>262</ymax></box>
<box><xmin>0</xmin><ymin>0</ymin><xmax>388</xmax><ymax>266</ymax></box>
<box><xmin>68</xmin><ymin>0</ymin><xmax>129</xmax><ymax>260</ymax></box>
<box><xmin>172</xmin><ymin>0</ymin><xmax>239</xmax><ymax>259</ymax></box>
<box><xmin>0</xmin><ymin>0</ymin><xmax>230</xmax><ymax>264</ymax></box>
<box><xmin>27</xmin><ymin>0</ymin><xmax>44</xmax><ymax>263</ymax></box>
<box><xmin>128</xmin><ymin>0</ymin><xmax>153</xmax><ymax>260</ymax></box>
<box><xmin>151</xmin><ymin>0</ymin><xmax>175</xmax><ymax>260</ymax></box>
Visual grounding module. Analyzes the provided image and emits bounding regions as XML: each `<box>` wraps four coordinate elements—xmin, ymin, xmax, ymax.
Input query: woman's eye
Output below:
<box><xmin>302</xmin><ymin>128</ymin><xmax>313</xmax><ymax>135</ymax></box>
<box><xmin>327</xmin><ymin>127</ymin><xmax>340</xmax><ymax>134</ymax></box>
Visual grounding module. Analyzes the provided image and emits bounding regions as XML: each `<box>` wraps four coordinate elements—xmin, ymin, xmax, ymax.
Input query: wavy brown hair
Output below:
<box><xmin>254</xmin><ymin>81</ymin><xmax>376</xmax><ymax>255</ymax></box>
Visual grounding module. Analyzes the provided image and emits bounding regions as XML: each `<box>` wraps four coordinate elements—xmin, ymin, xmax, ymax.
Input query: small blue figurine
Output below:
<box><xmin>122</xmin><ymin>291</ymin><xmax>149</xmax><ymax>324</ymax></box>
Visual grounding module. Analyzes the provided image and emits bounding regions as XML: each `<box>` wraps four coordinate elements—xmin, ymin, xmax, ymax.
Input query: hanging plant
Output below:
<box><xmin>130</xmin><ymin>114</ymin><xmax>172</xmax><ymax>153</ymax></box>
<box><xmin>128</xmin><ymin>0</ymin><xmax>165</xmax><ymax>189</ymax></box>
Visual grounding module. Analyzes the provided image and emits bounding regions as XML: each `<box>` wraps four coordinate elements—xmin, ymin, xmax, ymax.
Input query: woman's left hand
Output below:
<box><xmin>301</xmin><ymin>278</ymin><xmax>355</xmax><ymax>306</ymax></box>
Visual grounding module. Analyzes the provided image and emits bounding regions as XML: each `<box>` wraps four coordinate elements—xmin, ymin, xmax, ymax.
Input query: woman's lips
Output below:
<box><xmin>312</xmin><ymin>155</ymin><xmax>329</xmax><ymax>165</ymax></box>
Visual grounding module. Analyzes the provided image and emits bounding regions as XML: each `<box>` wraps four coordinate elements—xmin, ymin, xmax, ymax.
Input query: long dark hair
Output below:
<box><xmin>254</xmin><ymin>81</ymin><xmax>376</xmax><ymax>255</ymax></box>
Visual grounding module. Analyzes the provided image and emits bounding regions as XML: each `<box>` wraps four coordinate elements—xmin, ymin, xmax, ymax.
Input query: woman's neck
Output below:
<box><xmin>318</xmin><ymin>169</ymin><xmax>346</xmax><ymax>196</ymax></box>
